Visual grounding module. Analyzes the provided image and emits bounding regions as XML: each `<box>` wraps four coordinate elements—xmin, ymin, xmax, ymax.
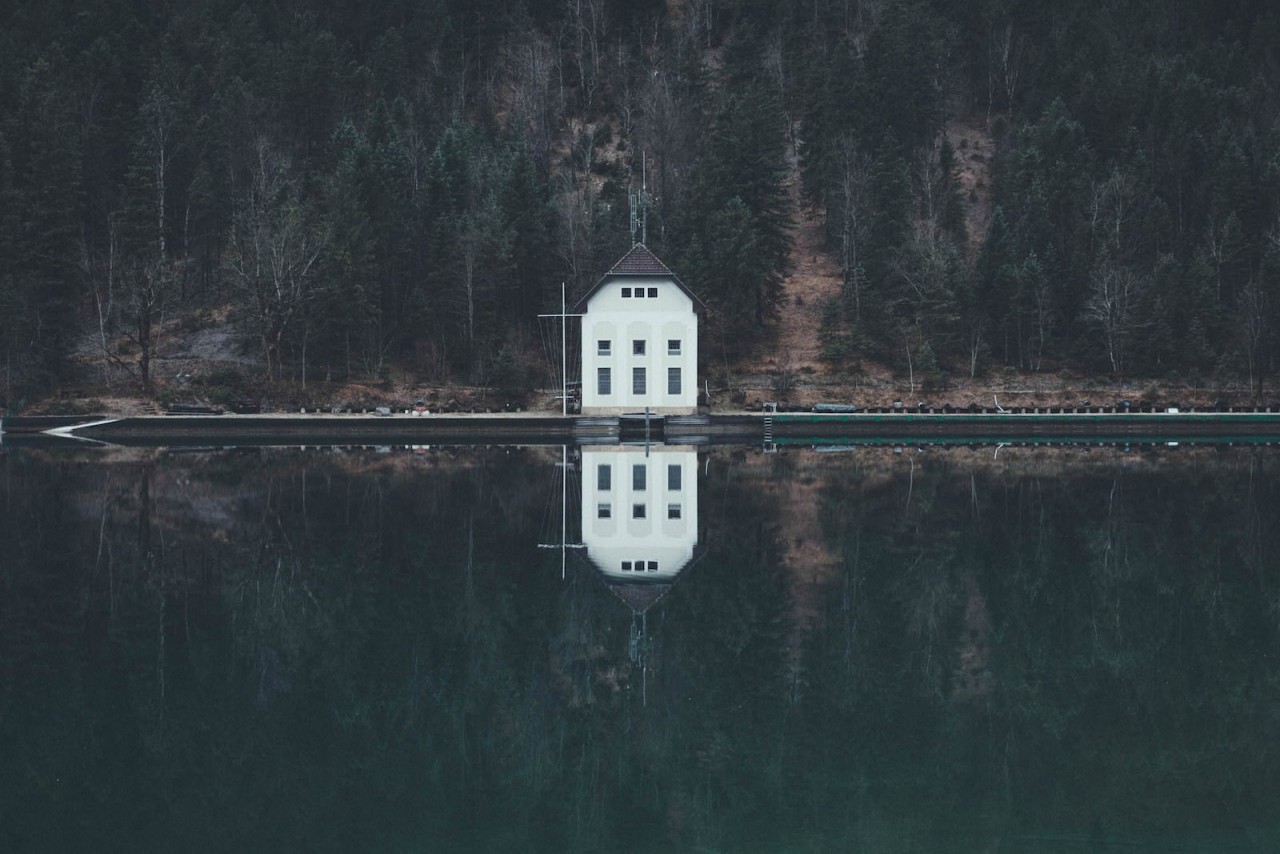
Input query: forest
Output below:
<box><xmin>2</xmin><ymin>0</ymin><xmax>1279</xmax><ymax>403</ymax></box>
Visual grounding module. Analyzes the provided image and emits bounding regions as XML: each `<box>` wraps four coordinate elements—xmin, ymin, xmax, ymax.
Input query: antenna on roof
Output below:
<box><xmin>628</xmin><ymin>151</ymin><xmax>651</xmax><ymax>247</ymax></box>
<box><xmin>642</xmin><ymin>153</ymin><xmax>648</xmax><ymax>245</ymax></box>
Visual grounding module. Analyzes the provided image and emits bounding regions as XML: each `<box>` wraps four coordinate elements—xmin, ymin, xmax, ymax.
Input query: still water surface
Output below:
<box><xmin>1</xmin><ymin>444</ymin><xmax>1278</xmax><ymax>852</ymax></box>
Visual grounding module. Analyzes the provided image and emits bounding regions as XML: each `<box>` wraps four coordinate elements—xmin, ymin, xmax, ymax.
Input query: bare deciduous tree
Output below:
<box><xmin>227</xmin><ymin>138</ymin><xmax>325</xmax><ymax>381</ymax></box>
<box><xmin>1086</xmin><ymin>262</ymin><xmax>1146</xmax><ymax>374</ymax></box>
<box><xmin>1237</xmin><ymin>278</ymin><xmax>1269</xmax><ymax>398</ymax></box>
<box><xmin>837</xmin><ymin>136</ymin><xmax>873</xmax><ymax>323</ymax></box>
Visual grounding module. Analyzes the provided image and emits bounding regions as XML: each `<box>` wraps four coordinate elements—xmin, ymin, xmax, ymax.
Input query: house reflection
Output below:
<box><xmin>578</xmin><ymin>446</ymin><xmax>701</xmax><ymax>615</ymax></box>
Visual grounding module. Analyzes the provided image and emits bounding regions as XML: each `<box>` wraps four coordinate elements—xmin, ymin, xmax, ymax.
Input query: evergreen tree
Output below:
<box><xmin>9</xmin><ymin>56</ymin><xmax>84</xmax><ymax>380</ymax></box>
<box><xmin>674</xmin><ymin>84</ymin><xmax>790</xmax><ymax>345</ymax></box>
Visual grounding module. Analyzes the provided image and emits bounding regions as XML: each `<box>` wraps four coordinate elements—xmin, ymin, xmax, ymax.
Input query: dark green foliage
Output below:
<box><xmin>793</xmin><ymin>0</ymin><xmax>1280</xmax><ymax>386</ymax></box>
<box><xmin>2</xmin><ymin>0</ymin><xmax>1280</xmax><ymax>391</ymax></box>
<box><xmin>674</xmin><ymin>84</ymin><xmax>791</xmax><ymax>349</ymax></box>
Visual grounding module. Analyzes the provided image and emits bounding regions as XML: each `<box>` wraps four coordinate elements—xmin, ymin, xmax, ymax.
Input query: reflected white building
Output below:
<box><xmin>579</xmin><ymin>446</ymin><xmax>700</xmax><ymax>613</ymax></box>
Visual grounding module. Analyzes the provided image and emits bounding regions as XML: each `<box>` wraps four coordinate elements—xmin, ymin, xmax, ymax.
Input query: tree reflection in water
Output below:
<box><xmin>1</xmin><ymin>446</ymin><xmax>1278</xmax><ymax>851</ymax></box>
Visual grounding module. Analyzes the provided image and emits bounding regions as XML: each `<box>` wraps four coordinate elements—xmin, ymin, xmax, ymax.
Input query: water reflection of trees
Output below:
<box><xmin>1</xmin><ymin>449</ymin><xmax>1278</xmax><ymax>850</ymax></box>
<box><xmin>804</xmin><ymin>452</ymin><xmax>1280</xmax><ymax>846</ymax></box>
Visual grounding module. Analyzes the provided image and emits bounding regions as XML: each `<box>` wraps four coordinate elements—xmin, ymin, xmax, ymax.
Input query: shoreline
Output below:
<box><xmin>5</xmin><ymin>409</ymin><xmax>1280</xmax><ymax>449</ymax></box>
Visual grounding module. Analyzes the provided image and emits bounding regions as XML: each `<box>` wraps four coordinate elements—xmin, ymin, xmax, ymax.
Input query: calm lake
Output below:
<box><xmin>2</xmin><ymin>443</ymin><xmax>1278</xmax><ymax>852</ymax></box>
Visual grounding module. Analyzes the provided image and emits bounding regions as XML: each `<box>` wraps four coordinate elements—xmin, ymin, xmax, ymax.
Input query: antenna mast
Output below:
<box><xmin>628</xmin><ymin>152</ymin><xmax>651</xmax><ymax>247</ymax></box>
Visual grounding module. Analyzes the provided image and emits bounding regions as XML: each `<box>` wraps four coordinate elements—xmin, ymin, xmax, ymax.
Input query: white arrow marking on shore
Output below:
<box><xmin>43</xmin><ymin>418</ymin><xmax>121</xmax><ymax>440</ymax></box>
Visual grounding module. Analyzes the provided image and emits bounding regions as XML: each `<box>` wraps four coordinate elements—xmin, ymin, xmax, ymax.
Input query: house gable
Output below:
<box><xmin>572</xmin><ymin>243</ymin><xmax>705</xmax><ymax>314</ymax></box>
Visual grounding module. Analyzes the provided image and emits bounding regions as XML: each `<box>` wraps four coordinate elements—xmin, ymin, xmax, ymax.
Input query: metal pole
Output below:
<box><xmin>561</xmin><ymin>444</ymin><xmax>567</xmax><ymax>579</ymax></box>
<box><xmin>560</xmin><ymin>281</ymin><xmax>565</xmax><ymax>414</ymax></box>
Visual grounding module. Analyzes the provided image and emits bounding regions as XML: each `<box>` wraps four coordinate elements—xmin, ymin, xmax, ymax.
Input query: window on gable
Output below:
<box><xmin>621</xmin><ymin>561</ymin><xmax>632</xmax><ymax>571</ymax></box>
<box><xmin>647</xmin><ymin>561</ymin><xmax>658</xmax><ymax>571</ymax></box>
<box><xmin>621</xmin><ymin>287</ymin><xmax>632</xmax><ymax>297</ymax></box>
<box><xmin>648</xmin><ymin>287</ymin><xmax>658</xmax><ymax>297</ymax></box>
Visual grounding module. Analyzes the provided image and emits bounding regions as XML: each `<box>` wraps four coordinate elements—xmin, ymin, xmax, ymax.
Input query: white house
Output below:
<box><xmin>574</xmin><ymin>243</ymin><xmax>704</xmax><ymax>416</ymax></box>
<box><xmin>578</xmin><ymin>446</ymin><xmax>700</xmax><ymax>613</ymax></box>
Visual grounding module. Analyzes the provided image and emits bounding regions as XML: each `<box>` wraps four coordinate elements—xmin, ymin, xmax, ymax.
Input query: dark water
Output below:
<box><xmin>1</xmin><ymin>444</ymin><xmax>1278</xmax><ymax>852</ymax></box>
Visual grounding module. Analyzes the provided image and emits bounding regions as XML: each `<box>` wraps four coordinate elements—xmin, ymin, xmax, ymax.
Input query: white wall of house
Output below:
<box><xmin>579</xmin><ymin>447</ymin><xmax>698</xmax><ymax>581</ymax></box>
<box><xmin>580</xmin><ymin>276</ymin><xmax>698</xmax><ymax>415</ymax></box>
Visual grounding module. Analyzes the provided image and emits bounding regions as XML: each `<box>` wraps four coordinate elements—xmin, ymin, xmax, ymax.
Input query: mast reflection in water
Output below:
<box><xmin>577</xmin><ymin>446</ymin><xmax>702</xmax><ymax>693</ymax></box>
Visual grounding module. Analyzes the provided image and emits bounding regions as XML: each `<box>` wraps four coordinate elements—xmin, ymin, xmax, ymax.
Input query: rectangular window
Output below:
<box><xmin>621</xmin><ymin>287</ymin><xmax>631</xmax><ymax>297</ymax></box>
<box><xmin>647</xmin><ymin>561</ymin><xmax>658</xmax><ymax>571</ymax></box>
<box><xmin>633</xmin><ymin>367</ymin><xmax>646</xmax><ymax>395</ymax></box>
<box><xmin>667</xmin><ymin>367</ymin><xmax>681</xmax><ymax>395</ymax></box>
<box><xmin>597</xmin><ymin>503</ymin><xmax>611</xmax><ymax>519</ymax></box>
<box><xmin>633</xmin><ymin>464</ymin><xmax>646</xmax><ymax>491</ymax></box>
<box><xmin>598</xmin><ymin>367</ymin><xmax>611</xmax><ymax>395</ymax></box>
<box><xmin>633</xmin><ymin>339</ymin><xmax>646</xmax><ymax>355</ymax></box>
<box><xmin>668</xmin><ymin>503</ymin><xmax>682</xmax><ymax>520</ymax></box>
<box><xmin>598</xmin><ymin>464</ymin><xmax>611</xmax><ymax>490</ymax></box>
<box><xmin>598</xmin><ymin>339</ymin><xmax>611</xmax><ymax>356</ymax></box>
<box><xmin>648</xmin><ymin>287</ymin><xmax>658</xmax><ymax>297</ymax></box>
<box><xmin>621</xmin><ymin>561</ymin><xmax>632</xmax><ymax>571</ymax></box>
<box><xmin>633</xmin><ymin>504</ymin><xmax>646</xmax><ymax>519</ymax></box>
<box><xmin>668</xmin><ymin>339</ymin><xmax>681</xmax><ymax>355</ymax></box>
<box><xmin>635</xmin><ymin>288</ymin><xmax>645</xmax><ymax>298</ymax></box>
<box><xmin>668</xmin><ymin>464</ymin><xmax>681</xmax><ymax>490</ymax></box>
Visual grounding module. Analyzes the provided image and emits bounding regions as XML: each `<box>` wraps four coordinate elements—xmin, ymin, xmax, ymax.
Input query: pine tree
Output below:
<box><xmin>674</xmin><ymin>84</ymin><xmax>790</xmax><ymax>343</ymax></box>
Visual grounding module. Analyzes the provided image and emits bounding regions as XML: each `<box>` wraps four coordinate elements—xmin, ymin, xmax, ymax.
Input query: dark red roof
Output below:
<box><xmin>572</xmin><ymin>243</ymin><xmax>705</xmax><ymax>313</ymax></box>
<box><xmin>608</xmin><ymin>583</ymin><xmax>673</xmax><ymax>614</ymax></box>
<box><xmin>607</xmin><ymin>243</ymin><xmax>673</xmax><ymax>277</ymax></box>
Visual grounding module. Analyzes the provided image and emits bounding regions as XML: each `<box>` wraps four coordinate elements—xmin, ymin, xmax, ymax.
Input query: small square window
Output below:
<box><xmin>621</xmin><ymin>287</ymin><xmax>632</xmax><ymax>297</ymax></box>
<box><xmin>597</xmin><ymin>503</ymin><xmax>612</xmax><ymax>519</ymax></box>
<box><xmin>598</xmin><ymin>464</ymin><xmax>611</xmax><ymax>490</ymax></box>
<box><xmin>633</xmin><ymin>504</ymin><xmax>646</xmax><ymax>519</ymax></box>
<box><xmin>667</xmin><ymin>339</ymin><xmax>681</xmax><ymax>355</ymax></box>
<box><xmin>668</xmin><ymin>503</ymin><xmax>681</xmax><ymax>519</ymax></box>
<box><xmin>647</xmin><ymin>561</ymin><xmax>658</xmax><ymax>571</ymax></box>
<box><xmin>633</xmin><ymin>339</ymin><xmax>646</xmax><ymax>355</ymax></box>
<box><xmin>621</xmin><ymin>561</ymin><xmax>632</xmax><ymax>571</ymax></box>
<box><xmin>648</xmin><ymin>287</ymin><xmax>658</xmax><ymax>297</ymax></box>
<box><xmin>635</xmin><ymin>288</ymin><xmax>646</xmax><ymax>298</ymax></box>
<box><xmin>598</xmin><ymin>339</ymin><xmax>611</xmax><ymax>355</ymax></box>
